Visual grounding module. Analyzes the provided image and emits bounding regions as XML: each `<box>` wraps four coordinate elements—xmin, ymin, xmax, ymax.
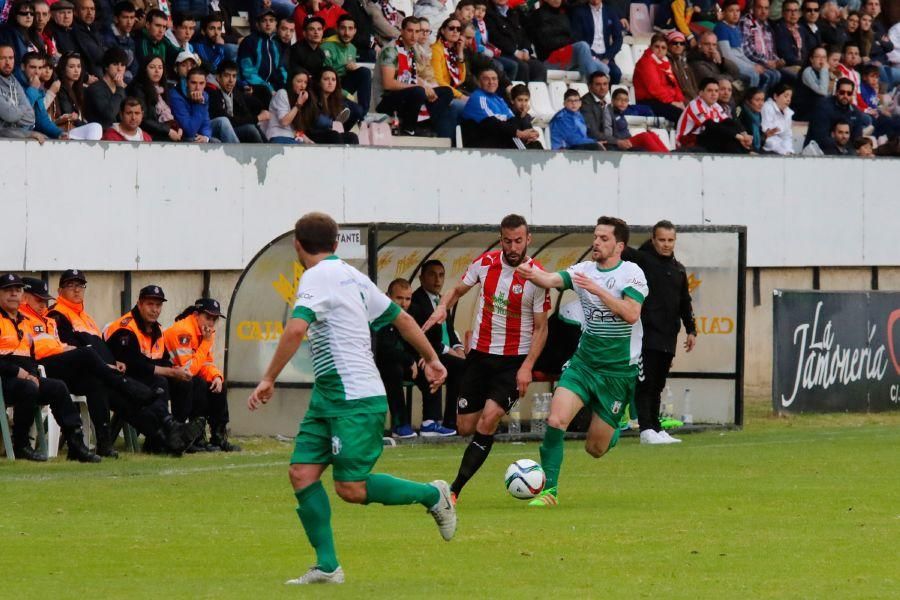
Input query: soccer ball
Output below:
<box><xmin>504</xmin><ymin>459</ymin><xmax>546</xmax><ymax>500</ymax></box>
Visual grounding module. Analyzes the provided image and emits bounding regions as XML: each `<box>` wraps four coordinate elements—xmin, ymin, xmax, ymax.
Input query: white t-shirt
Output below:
<box><xmin>591</xmin><ymin>4</ymin><xmax>607</xmax><ymax>56</ymax></box>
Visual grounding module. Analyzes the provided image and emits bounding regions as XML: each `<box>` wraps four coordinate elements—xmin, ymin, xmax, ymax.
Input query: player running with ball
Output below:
<box><xmin>516</xmin><ymin>217</ymin><xmax>648</xmax><ymax>507</ymax></box>
<box><xmin>248</xmin><ymin>213</ymin><xmax>457</xmax><ymax>585</ymax></box>
<box><xmin>423</xmin><ymin>214</ymin><xmax>550</xmax><ymax>501</ymax></box>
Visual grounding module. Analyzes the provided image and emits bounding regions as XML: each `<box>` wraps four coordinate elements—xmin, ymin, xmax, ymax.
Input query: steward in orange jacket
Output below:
<box><xmin>48</xmin><ymin>269</ymin><xmax>119</xmax><ymax>367</ymax></box>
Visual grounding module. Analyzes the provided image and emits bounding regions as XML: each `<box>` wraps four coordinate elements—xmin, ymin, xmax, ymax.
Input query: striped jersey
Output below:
<box><xmin>675</xmin><ymin>97</ymin><xmax>725</xmax><ymax>148</ymax></box>
<box><xmin>462</xmin><ymin>250</ymin><xmax>551</xmax><ymax>356</ymax></box>
<box><xmin>558</xmin><ymin>260</ymin><xmax>648</xmax><ymax>377</ymax></box>
<box><xmin>292</xmin><ymin>255</ymin><xmax>400</xmax><ymax>417</ymax></box>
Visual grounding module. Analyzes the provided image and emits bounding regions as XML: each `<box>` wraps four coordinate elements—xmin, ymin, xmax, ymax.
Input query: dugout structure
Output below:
<box><xmin>226</xmin><ymin>224</ymin><xmax>747</xmax><ymax>430</ymax></box>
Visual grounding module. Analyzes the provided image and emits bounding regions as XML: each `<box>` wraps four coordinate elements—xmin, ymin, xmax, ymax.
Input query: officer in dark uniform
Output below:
<box><xmin>104</xmin><ymin>285</ymin><xmax>205</xmax><ymax>455</ymax></box>
<box><xmin>0</xmin><ymin>273</ymin><xmax>99</xmax><ymax>462</ymax></box>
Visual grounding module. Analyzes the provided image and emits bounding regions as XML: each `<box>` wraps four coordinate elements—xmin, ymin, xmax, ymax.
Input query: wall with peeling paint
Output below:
<box><xmin>1</xmin><ymin>140</ymin><xmax>896</xmax><ymax>270</ymax></box>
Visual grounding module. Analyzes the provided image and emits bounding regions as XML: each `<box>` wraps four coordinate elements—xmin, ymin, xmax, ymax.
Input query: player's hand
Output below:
<box><xmin>115</xmin><ymin>361</ymin><xmax>127</xmax><ymax>372</ymax></box>
<box><xmin>248</xmin><ymin>378</ymin><xmax>274</xmax><ymax>410</ymax></box>
<box><xmin>210</xmin><ymin>376</ymin><xmax>224</xmax><ymax>393</ymax></box>
<box><xmin>515</xmin><ymin>365</ymin><xmax>532</xmax><ymax>398</ymax></box>
<box><xmin>423</xmin><ymin>358</ymin><xmax>447</xmax><ymax>393</ymax></box>
<box><xmin>684</xmin><ymin>333</ymin><xmax>697</xmax><ymax>353</ymax></box>
<box><xmin>572</xmin><ymin>272</ymin><xmax>602</xmax><ymax>296</ymax></box>
<box><xmin>515</xmin><ymin>263</ymin><xmax>534</xmax><ymax>279</ymax></box>
<box><xmin>422</xmin><ymin>305</ymin><xmax>447</xmax><ymax>332</ymax></box>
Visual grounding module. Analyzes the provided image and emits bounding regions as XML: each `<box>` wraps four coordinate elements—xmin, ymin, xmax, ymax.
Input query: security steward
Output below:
<box><xmin>48</xmin><ymin>269</ymin><xmax>121</xmax><ymax>367</ymax></box>
<box><xmin>0</xmin><ymin>273</ymin><xmax>100</xmax><ymax>462</ymax></box>
<box><xmin>104</xmin><ymin>285</ymin><xmax>205</xmax><ymax>454</ymax></box>
<box><xmin>164</xmin><ymin>298</ymin><xmax>240</xmax><ymax>452</ymax></box>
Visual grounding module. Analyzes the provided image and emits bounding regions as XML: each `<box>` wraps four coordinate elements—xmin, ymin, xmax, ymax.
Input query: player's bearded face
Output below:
<box><xmin>592</xmin><ymin>225</ymin><xmax>620</xmax><ymax>262</ymax></box>
<box><xmin>500</xmin><ymin>226</ymin><xmax>529</xmax><ymax>267</ymax></box>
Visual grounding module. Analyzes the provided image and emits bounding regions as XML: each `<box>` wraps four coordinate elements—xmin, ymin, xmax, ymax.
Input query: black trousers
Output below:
<box><xmin>416</xmin><ymin>352</ymin><xmax>465</xmax><ymax>428</ymax></box>
<box><xmin>635</xmin><ymin>348</ymin><xmax>674</xmax><ymax>432</ymax></box>
<box><xmin>377</xmin><ymin>358</ymin><xmax>414</xmax><ymax>429</ymax></box>
<box><xmin>117</xmin><ymin>374</ymin><xmax>171</xmax><ymax>438</ymax></box>
<box><xmin>169</xmin><ymin>375</ymin><xmax>229</xmax><ymax>428</ymax></box>
<box><xmin>1</xmin><ymin>376</ymin><xmax>80</xmax><ymax>447</ymax></box>
<box><xmin>41</xmin><ymin>348</ymin><xmax>119</xmax><ymax>434</ymax></box>
<box><xmin>376</xmin><ymin>86</ymin><xmax>454</xmax><ymax>138</ymax></box>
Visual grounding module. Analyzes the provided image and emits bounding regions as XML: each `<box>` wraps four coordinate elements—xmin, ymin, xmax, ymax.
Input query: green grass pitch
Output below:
<box><xmin>1</xmin><ymin>402</ymin><xmax>898</xmax><ymax>599</ymax></box>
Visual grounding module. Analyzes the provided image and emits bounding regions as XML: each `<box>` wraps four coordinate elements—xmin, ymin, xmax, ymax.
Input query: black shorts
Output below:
<box><xmin>457</xmin><ymin>350</ymin><xmax>526</xmax><ymax>415</ymax></box>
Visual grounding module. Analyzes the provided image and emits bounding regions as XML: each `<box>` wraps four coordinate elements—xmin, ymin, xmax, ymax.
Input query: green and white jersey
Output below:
<box><xmin>292</xmin><ymin>255</ymin><xmax>401</xmax><ymax>417</ymax></box>
<box><xmin>558</xmin><ymin>260</ymin><xmax>648</xmax><ymax>377</ymax></box>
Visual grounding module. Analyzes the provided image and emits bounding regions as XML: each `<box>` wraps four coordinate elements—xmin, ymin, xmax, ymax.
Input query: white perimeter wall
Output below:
<box><xmin>1</xmin><ymin>140</ymin><xmax>897</xmax><ymax>270</ymax></box>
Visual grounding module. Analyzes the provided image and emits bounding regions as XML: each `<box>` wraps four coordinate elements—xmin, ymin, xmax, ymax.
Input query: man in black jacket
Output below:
<box><xmin>484</xmin><ymin>0</ymin><xmax>546</xmax><ymax>83</ymax></box>
<box><xmin>208</xmin><ymin>60</ymin><xmax>268</xmax><ymax>143</ymax></box>
<box><xmin>527</xmin><ymin>0</ymin><xmax>606</xmax><ymax>81</ymax></box>
<box><xmin>622</xmin><ymin>221</ymin><xmax>696</xmax><ymax>445</ymax></box>
<box><xmin>407</xmin><ymin>260</ymin><xmax>462</xmax><ymax>436</ymax></box>
<box><xmin>375</xmin><ymin>279</ymin><xmax>420</xmax><ymax>439</ymax></box>
<box><xmin>72</xmin><ymin>0</ymin><xmax>106</xmax><ymax>78</ymax></box>
<box><xmin>804</xmin><ymin>78</ymin><xmax>865</xmax><ymax>149</ymax></box>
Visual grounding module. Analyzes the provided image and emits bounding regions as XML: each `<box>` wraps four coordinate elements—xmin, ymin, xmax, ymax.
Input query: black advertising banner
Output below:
<box><xmin>773</xmin><ymin>291</ymin><xmax>900</xmax><ymax>413</ymax></box>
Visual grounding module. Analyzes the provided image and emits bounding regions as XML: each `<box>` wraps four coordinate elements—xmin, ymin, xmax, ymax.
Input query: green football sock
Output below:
<box><xmin>294</xmin><ymin>481</ymin><xmax>339</xmax><ymax>573</ymax></box>
<box><xmin>364</xmin><ymin>473</ymin><xmax>440</xmax><ymax>508</ymax></box>
<box><xmin>539</xmin><ymin>425</ymin><xmax>566</xmax><ymax>490</ymax></box>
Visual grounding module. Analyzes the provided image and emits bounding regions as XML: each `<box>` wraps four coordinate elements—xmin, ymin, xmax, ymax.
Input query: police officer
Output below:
<box><xmin>164</xmin><ymin>298</ymin><xmax>240</xmax><ymax>452</ymax></box>
<box><xmin>623</xmin><ymin>220</ymin><xmax>698</xmax><ymax>445</ymax></box>
<box><xmin>0</xmin><ymin>273</ymin><xmax>100</xmax><ymax>462</ymax></box>
<box><xmin>104</xmin><ymin>285</ymin><xmax>205</xmax><ymax>454</ymax></box>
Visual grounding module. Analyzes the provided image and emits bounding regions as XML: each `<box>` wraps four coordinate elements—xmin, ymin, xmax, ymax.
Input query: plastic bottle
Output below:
<box><xmin>663</xmin><ymin>386</ymin><xmax>674</xmax><ymax>417</ymax></box>
<box><xmin>390</xmin><ymin>112</ymin><xmax>400</xmax><ymax>135</ymax></box>
<box><xmin>531</xmin><ymin>393</ymin><xmax>548</xmax><ymax>436</ymax></box>
<box><xmin>682</xmin><ymin>388</ymin><xmax>693</xmax><ymax>425</ymax></box>
<box><xmin>508</xmin><ymin>401</ymin><xmax>521</xmax><ymax>435</ymax></box>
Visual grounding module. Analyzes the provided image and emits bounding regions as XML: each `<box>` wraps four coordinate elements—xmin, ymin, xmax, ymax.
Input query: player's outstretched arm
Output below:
<box><xmin>422</xmin><ymin>281</ymin><xmax>473</xmax><ymax>332</ymax></box>
<box><xmin>515</xmin><ymin>263</ymin><xmax>564</xmax><ymax>289</ymax></box>
<box><xmin>248</xmin><ymin>317</ymin><xmax>309</xmax><ymax>410</ymax></box>
<box><xmin>394</xmin><ymin>311</ymin><xmax>447</xmax><ymax>392</ymax></box>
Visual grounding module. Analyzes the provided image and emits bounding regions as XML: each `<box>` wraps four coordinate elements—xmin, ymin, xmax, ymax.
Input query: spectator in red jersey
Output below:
<box><xmin>293</xmin><ymin>0</ymin><xmax>347</xmax><ymax>38</ymax></box>
<box><xmin>634</xmin><ymin>32</ymin><xmax>686</xmax><ymax>122</ymax></box>
<box><xmin>102</xmin><ymin>95</ymin><xmax>152</xmax><ymax>141</ymax></box>
<box><xmin>677</xmin><ymin>76</ymin><xmax>753</xmax><ymax>152</ymax></box>
<box><xmin>423</xmin><ymin>214</ymin><xmax>550</xmax><ymax>500</ymax></box>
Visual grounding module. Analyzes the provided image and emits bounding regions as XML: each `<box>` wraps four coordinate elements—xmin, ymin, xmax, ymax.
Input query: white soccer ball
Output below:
<box><xmin>504</xmin><ymin>459</ymin><xmax>546</xmax><ymax>500</ymax></box>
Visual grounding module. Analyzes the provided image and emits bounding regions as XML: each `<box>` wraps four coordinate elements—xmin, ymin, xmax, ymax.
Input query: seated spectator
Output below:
<box><xmin>689</xmin><ymin>31</ymin><xmax>742</xmax><ymax>90</ymax></box>
<box><xmin>820</xmin><ymin>118</ymin><xmax>855</xmax><ymax>153</ymax></box>
<box><xmin>322</xmin><ymin>15</ymin><xmax>372</xmax><ymax>114</ymax></box>
<box><xmin>173</xmin><ymin>50</ymin><xmax>200</xmax><ymax>81</ymax></box>
<box><xmin>415</xmin><ymin>16</ymin><xmax>438</xmax><ymax>85</ymax></box>
<box><xmin>169</xmin><ymin>66</ymin><xmax>221</xmax><ymax>142</ymax></box>
<box><xmin>376</xmin><ymin>16</ymin><xmax>454</xmax><ymax>139</ymax></box>
<box><xmin>654</xmin><ymin>0</ymin><xmax>717</xmax><ymax>42</ymax></box>
<box><xmin>740</xmin><ymin>0</ymin><xmax>786</xmax><ymax>87</ymax></box>
<box><xmin>854</xmin><ymin>135</ymin><xmax>874</xmax><ymax>155</ymax></box>
<box><xmin>461</xmin><ymin>20</ymin><xmax>512</xmax><ymax>93</ymax></box>
<box><xmin>375</xmin><ymin>278</ymin><xmax>420</xmax><ymax>439</ymax></box>
<box><xmin>72</xmin><ymin>0</ymin><xmax>105</xmax><ymax>78</ymax></box>
<box><xmin>837</xmin><ymin>42</ymin><xmax>869</xmax><ymax>110</ymax></box>
<box><xmin>453</xmin><ymin>0</ymin><xmax>476</xmax><ymax>29</ymax></box>
<box><xmin>460</xmin><ymin>69</ymin><xmax>540</xmax><ymax>148</ymax></box>
<box><xmin>193</xmin><ymin>13</ymin><xmax>228</xmax><ymax>74</ymax></box>
<box><xmin>773</xmin><ymin>0</ymin><xmax>807</xmax><ymax>76</ymax></box>
<box><xmin>717</xmin><ymin>75</ymin><xmax>737</xmax><ymax>116</ymax></box>
<box><xmin>668</xmin><ymin>30</ymin><xmax>698</xmax><ymax>100</ymax></box>
<box><xmin>858</xmin><ymin>12</ymin><xmax>900</xmax><ymax>88</ymax></box>
<box><xmin>805</xmin><ymin>76</ymin><xmax>866</xmax><ymax>147</ymax></box>
<box><xmin>293</xmin><ymin>0</ymin><xmax>347</xmax><ymax>37</ymax></box>
<box><xmin>414</xmin><ymin>0</ymin><xmax>451</xmax><ymax>44</ymax></box>
<box><xmin>289</xmin><ymin>14</ymin><xmax>326</xmax><ymax>78</ymax></box>
<box><xmin>52</xmin><ymin>52</ymin><xmax>103</xmax><ymax>136</ymax></box>
<box><xmin>166</xmin><ymin>12</ymin><xmax>197</xmax><ymax>55</ymax></box>
<box><xmin>604</xmin><ymin>87</ymin><xmax>670</xmax><ymax>152</ymax></box>
<box><xmin>207</xmin><ymin>60</ymin><xmax>268</xmax><ymax>143</ymax></box>
<box><xmin>365</xmin><ymin>0</ymin><xmax>402</xmax><ymax>49</ymax></box>
<box><xmin>762</xmin><ymin>82</ymin><xmax>796</xmax><ymax>154</ymax></box>
<box><xmin>0</xmin><ymin>0</ymin><xmax>44</xmax><ymax>77</ymax></box>
<box><xmin>634</xmin><ymin>33</ymin><xmax>686</xmax><ymax>122</ymax></box>
<box><xmin>579</xmin><ymin>70</ymin><xmax>610</xmax><ymax>144</ymax></box>
<box><xmin>239</xmin><ymin>9</ymin><xmax>287</xmax><ymax>106</ymax></box>
<box><xmin>265</xmin><ymin>67</ymin><xmax>317</xmax><ymax>143</ymax></box>
<box><xmin>550</xmin><ymin>88</ymin><xmax>604</xmax><ymax>150</ymax></box>
<box><xmin>49</xmin><ymin>0</ymin><xmax>78</xmax><ymax>58</ymax></box>
<box><xmin>819</xmin><ymin>1</ymin><xmax>848</xmax><ymax>49</ymax></box>
<box><xmin>507</xmin><ymin>83</ymin><xmax>542</xmax><ymax>147</ymax></box>
<box><xmin>101</xmin><ymin>1</ymin><xmax>138</xmax><ymax>84</ymax></box>
<box><xmin>528</xmin><ymin>0</ymin><xmax>607</xmax><ymax>81</ymax></box>
<box><xmin>431</xmin><ymin>17</ymin><xmax>469</xmax><ymax>123</ymax></box>
<box><xmin>858</xmin><ymin>63</ymin><xmax>900</xmax><ymax>136</ymax></box>
<box><xmin>677</xmin><ymin>76</ymin><xmax>728</xmax><ymax>148</ymax></box>
<box><xmin>33</xmin><ymin>0</ymin><xmax>58</xmax><ymax>63</ymax></box>
<box><xmin>84</xmin><ymin>46</ymin><xmax>128</xmax><ymax>128</ymax></box>
<box><xmin>715</xmin><ymin>0</ymin><xmax>773</xmax><ymax>90</ymax></box>
<box><xmin>569</xmin><ymin>0</ymin><xmax>624</xmax><ymax>84</ymax></box>
<box><xmin>134</xmin><ymin>9</ymin><xmax>180</xmax><ymax>70</ymax></box>
<box><xmin>335</xmin><ymin>0</ymin><xmax>376</xmax><ymax>62</ymax></box>
<box><xmin>276</xmin><ymin>18</ymin><xmax>295</xmax><ymax>59</ymax></box>
<box><xmin>101</xmin><ymin>95</ymin><xmax>152</xmax><ymax>140</ymax></box>
<box><xmin>845</xmin><ymin>10</ymin><xmax>861</xmax><ymax>40</ymax></box>
<box><xmin>18</xmin><ymin>52</ymin><xmax>67</xmax><ymax>140</ymax></box>
<box><xmin>794</xmin><ymin>46</ymin><xmax>831</xmax><ymax>119</ymax></box>
<box><xmin>315</xmin><ymin>67</ymin><xmax>360</xmax><ymax>143</ymax></box>
<box><xmin>800</xmin><ymin>1</ymin><xmax>823</xmax><ymax>48</ymax></box>
<box><xmin>470</xmin><ymin>1</ymin><xmax>500</xmax><ymax>62</ymax></box>
<box><xmin>484</xmin><ymin>0</ymin><xmax>546</xmax><ymax>83</ymax></box>
<box><xmin>126</xmin><ymin>56</ymin><xmax>184</xmax><ymax>141</ymax></box>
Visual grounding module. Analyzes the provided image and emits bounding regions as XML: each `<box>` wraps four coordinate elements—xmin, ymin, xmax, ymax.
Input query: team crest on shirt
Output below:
<box><xmin>331</xmin><ymin>436</ymin><xmax>342</xmax><ymax>456</ymax></box>
<box><xmin>511</xmin><ymin>284</ymin><xmax>523</xmax><ymax>294</ymax></box>
<box><xmin>458</xmin><ymin>398</ymin><xmax>468</xmax><ymax>409</ymax></box>
<box><xmin>611</xmin><ymin>401</ymin><xmax>622</xmax><ymax>414</ymax></box>
<box><xmin>605</xmin><ymin>278</ymin><xmax>615</xmax><ymax>290</ymax></box>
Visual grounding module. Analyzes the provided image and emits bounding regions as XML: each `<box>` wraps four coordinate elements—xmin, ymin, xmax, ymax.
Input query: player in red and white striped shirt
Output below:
<box><xmin>423</xmin><ymin>215</ymin><xmax>550</xmax><ymax>500</ymax></box>
<box><xmin>675</xmin><ymin>78</ymin><xmax>726</xmax><ymax>148</ymax></box>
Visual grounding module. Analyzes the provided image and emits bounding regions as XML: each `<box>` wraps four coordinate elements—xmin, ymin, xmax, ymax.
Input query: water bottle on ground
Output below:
<box><xmin>531</xmin><ymin>393</ymin><xmax>548</xmax><ymax>436</ymax></box>
<box><xmin>663</xmin><ymin>386</ymin><xmax>675</xmax><ymax>417</ymax></box>
<box><xmin>682</xmin><ymin>388</ymin><xmax>693</xmax><ymax>425</ymax></box>
<box><xmin>508</xmin><ymin>400</ymin><xmax>522</xmax><ymax>435</ymax></box>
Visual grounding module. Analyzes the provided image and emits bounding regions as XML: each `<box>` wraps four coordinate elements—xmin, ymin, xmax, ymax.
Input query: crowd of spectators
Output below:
<box><xmin>0</xmin><ymin>0</ymin><xmax>898</xmax><ymax>155</ymax></box>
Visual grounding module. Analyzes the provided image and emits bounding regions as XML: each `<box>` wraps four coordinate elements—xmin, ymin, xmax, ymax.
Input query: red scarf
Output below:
<box><xmin>442</xmin><ymin>41</ymin><xmax>461</xmax><ymax>87</ymax></box>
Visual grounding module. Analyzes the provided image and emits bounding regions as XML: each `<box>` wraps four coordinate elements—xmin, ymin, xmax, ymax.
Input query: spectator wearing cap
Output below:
<box><xmin>667</xmin><ymin>30</ymin><xmax>698</xmax><ymax>101</ymax></box>
<box><xmin>169</xmin><ymin>65</ymin><xmax>222</xmax><ymax>142</ymax></box>
<box><xmin>550</xmin><ymin>88</ymin><xmax>604</xmax><ymax>149</ymax></box>
<box><xmin>289</xmin><ymin>15</ymin><xmax>326</xmax><ymax>78</ymax></box>
<box><xmin>173</xmin><ymin>49</ymin><xmax>200</xmax><ymax>80</ymax></box>
<box><xmin>293</xmin><ymin>0</ymin><xmax>347</xmax><ymax>38</ymax></box>
<box><xmin>101</xmin><ymin>95</ymin><xmax>152</xmax><ymax>140</ymax></box>
<box><xmin>134</xmin><ymin>9</ymin><xmax>180</xmax><ymax>69</ymax></box>
<box><xmin>633</xmin><ymin>33</ymin><xmax>686</xmax><ymax>122</ymax></box>
<box><xmin>49</xmin><ymin>0</ymin><xmax>79</xmax><ymax>57</ymax></box>
<box><xmin>164</xmin><ymin>298</ymin><xmax>239</xmax><ymax>452</ymax></box>
<box><xmin>527</xmin><ymin>0</ymin><xmax>608</xmax><ymax>82</ymax></box>
<box><xmin>207</xmin><ymin>59</ymin><xmax>269</xmax><ymax>143</ymax></box>
<box><xmin>101</xmin><ymin>1</ymin><xmax>138</xmax><ymax>84</ymax></box>
<box><xmin>165</xmin><ymin>12</ymin><xmax>198</xmax><ymax>55</ymax></box>
<box><xmin>568</xmin><ymin>0</ymin><xmax>624</xmax><ymax>84</ymax></box>
<box><xmin>103</xmin><ymin>284</ymin><xmax>206</xmax><ymax>454</ymax></box>
<box><xmin>322</xmin><ymin>14</ymin><xmax>372</xmax><ymax>113</ymax></box>
<box><xmin>84</xmin><ymin>46</ymin><xmax>128</xmax><ymax>128</ymax></box>
<box><xmin>71</xmin><ymin>0</ymin><xmax>105</xmax><ymax>78</ymax></box>
<box><xmin>238</xmin><ymin>8</ymin><xmax>287</xmax><ymax>107</ymax></box>
<box><xmin>0</xmin><ymin>273</ymin><xmax>99</xmax><ymax>463</ymax></box>
<box><xmin>0</xmin><ymin>43</ymin><xmax>46</xmax><ymax>142</ymax></box>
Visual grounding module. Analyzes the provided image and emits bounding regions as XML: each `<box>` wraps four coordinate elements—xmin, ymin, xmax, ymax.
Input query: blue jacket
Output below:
<box><xmin>804</xmin><ymin>96</ymin><xmax>865</xmax><ymax>148</ymax></box>
<box><xmin>238</xmin><ymin>32</ymin><xmax>287</xmax><ymax>92</ymax></box>
<box><xmin>568</xmin><ymin>3</ymin><xmax>623</xmax><ymax>61</ymax></box>
<box><xmin>194</xmin><ymin>38</ymin><xmax>226</xmax><ymax>74</ymax></box>
<box><xmin>550</xmin><ymin>108</ymin><xmax>595</xmax><ymax>149</ymax></box>
<box><xmin>461</xmin><ymin>88</ymin><xmax>514</xmax><ymax>123</ymax></box>
<box><xmin>16</xmin><ymin>72</ymin><xmax>61</xmax><ymax>138</ymax></box>
<box><xmin>169</xmin><ymin>79</ymin><xmax>212</xmax><ymax>139</ymax></box>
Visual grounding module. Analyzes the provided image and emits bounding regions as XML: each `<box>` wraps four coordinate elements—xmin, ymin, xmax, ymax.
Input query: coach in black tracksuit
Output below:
<box><xmin>623</xmin><ymin>221</ymin><xmax>697</xmax><ymax>438</ymax></box>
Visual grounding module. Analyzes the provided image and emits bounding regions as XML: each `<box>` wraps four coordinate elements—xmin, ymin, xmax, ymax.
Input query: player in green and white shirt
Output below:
<box><xmin>249</xmin><ymin>213</ymin><xmax>457</xmax><ymax>585</ymax></box>
<box><xmin>516</xmin><ymin>217</ymin><xmax>649</xmax><ymax>507</ymax></box>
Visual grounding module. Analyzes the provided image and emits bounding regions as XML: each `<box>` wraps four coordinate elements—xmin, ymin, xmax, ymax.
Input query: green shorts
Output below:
<box><xmin>290</xmin><ymin>412</ymin><xmax>385</xmax><ymax>482</ymax></box>
<box><xmin>557</xmin><ymin>357</ymin><xmax>636</xmax><ymax>445</ymax></box>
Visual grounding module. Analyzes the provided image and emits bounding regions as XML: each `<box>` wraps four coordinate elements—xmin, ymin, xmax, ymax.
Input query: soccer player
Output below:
<box><xmin>248</xmin><ymin>212</ymin><xmax>457</xmax><ymax>585</ymax></box>
<box><xmin>515</xmin><ymin>216</ymin><xmax>648</xmax><ymax>507</ymax></box>
<box><xmin>423</xmin><ymin>214</ymin><xmax>550</xmax><ymax>501</ymax></box>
